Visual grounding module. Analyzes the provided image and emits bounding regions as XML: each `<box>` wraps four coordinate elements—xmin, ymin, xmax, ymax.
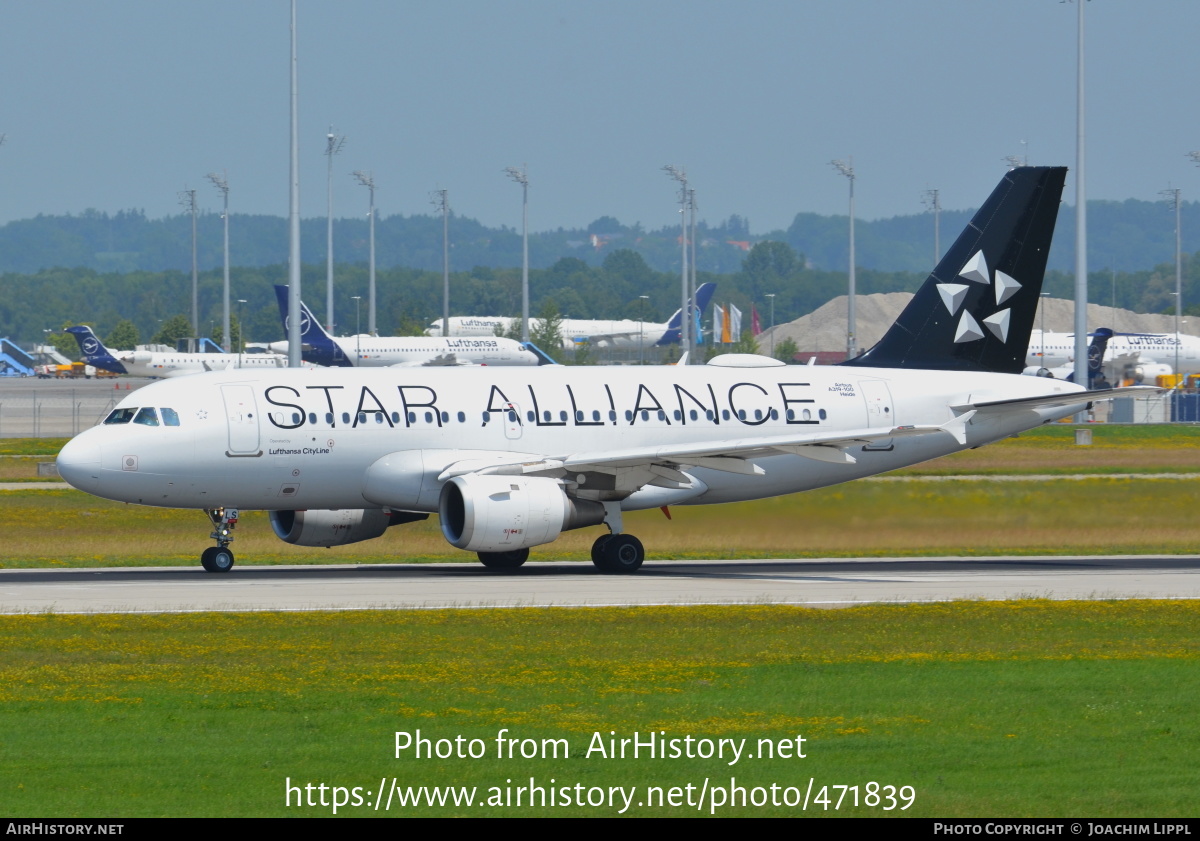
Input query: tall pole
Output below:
<box><xmin>505</xmin><ymin>166</ymin><xmax>530</xmax><ymax>342</ymax></box>
<box><xmin>325</xmin><ymin>127</ymin><xmax>346</xmax><ymax>334</ymax></box>
<box><xmin>922</xmin><ymin>188</ymin><xmax>941</xmax><ymax>264</ymax></box>
<box><xmin>1072</xmin><ymin>0</ymin><xmax>1089</xmax><ymax>403</ymax></box>
<box><xmin>236</xmin><ymin>299</ymin><xmax>246</xmax><ymax>366</ymax></box>
<box><xmin>1040</xmin><ymin>292</ymin><xmax>1049</xmax><ymax>366</ymax></box>
<box><xmin>352</xmin><ymin>296</ymin><xmax>361</xmax><ymax>361</ymax></box>
<box><xmin>766</xmin><ymin>293</ymin><xmax>776</xmax><ymax>358</ymax></box>
<box><xmin>207</xmin><ymin>171</ymin><xmax>230</xmax><ymax>353</ymax></box>
<box><xmin>689</xmin><ymin>187</ymin><xmax>698</xmax><ymax>358</ymax></box>
<box><xmin>353</xmin><ymin>171</ymin><xmax>376</xmax><ymax>335</ymax></box>
<box><xmin>179</xmin><ymin>188</ymin><xmax>198</xmax><ymax>347</ymax></box>
<box><xmin>287</xmin><ymin>0</ymin><xmax>302</xmax><ymax>368</ymax></box>
<box><xmin>831</xmin><ymin>158</ymin><xmax>856</xmax><ymax>359</ymax></box>
<box><xmin>663</xmin><ymin>165</ymin><xmax>689</xmax><ymax>360</ymax></box>
<box><xmin>639</xmin><ymin>295</ymin><xmax>649</xmax><ymax>365</ymax></box>
<box><xmin>431</xmin><ymin>189</ymin><xmax>450</xmax><ymax>337</ymax></box>
<box><xmin>1161</xmin><ymin>187</ymin><xmax>1182</xmax><ymax>379</ymax></box>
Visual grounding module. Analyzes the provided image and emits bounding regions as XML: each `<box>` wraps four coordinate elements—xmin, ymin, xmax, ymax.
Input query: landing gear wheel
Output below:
<box><xmin>477</xmin><ymin>548</ymin><xmax>529</xmax><ymax>569</ymax></box>
<box><xmin>590</xmin><ymin>534</ymin><xmax>613</xmax><ymax>565</ymax></box>
<box><xmin>201</xmin><ymin>546</ymin><xmax>235</xmax><ymax>573</ymax></box>
<box><xmin>595</xmin><ymin>534</ymin><xmax>644</xmax><ymax>574</ymax></box>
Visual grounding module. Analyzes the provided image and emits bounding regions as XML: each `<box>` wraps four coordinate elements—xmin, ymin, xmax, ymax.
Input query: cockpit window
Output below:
<box><xmin>160</xmin><ymin>408</ymin><xmax>180</xmax><ymax>427</ymax></box>
<box><xmin>104</xmin><ymin>408</ymin><xmax>136</xmax><ymax>425</ymax></box>
<box><xmin>133</xmin><ymin>407</ymin><xmax>160</xmax><ymax>426</ymax></box>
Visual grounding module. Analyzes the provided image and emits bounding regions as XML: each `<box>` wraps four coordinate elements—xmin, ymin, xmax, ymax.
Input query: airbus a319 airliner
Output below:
<box><xmin>57</xmin><ymin>167</ymin><xmax>1151</xmax><ymax>574</ymax></box>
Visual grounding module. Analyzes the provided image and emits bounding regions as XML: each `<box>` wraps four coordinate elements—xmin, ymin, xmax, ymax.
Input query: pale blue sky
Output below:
<box><xmin>0</xmin><ymin>0</ymin><xmax>1196</xmax><ymax>232</ymax></box>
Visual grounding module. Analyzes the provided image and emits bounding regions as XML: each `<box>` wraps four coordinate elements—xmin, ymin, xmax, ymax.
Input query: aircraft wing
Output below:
<box><xmin>438</xmin><ymin>421</ymin><xmax>962</xmax><ymax>487</ymax></box>
<box><xmin>436</xmin><ymin>386</ymin><xmax>1163</xmax><ymax>490</ymax></box>
<box><xmin>389</xmin><ymin>354</ymin><xmax>471</xmax><ymax>368</ymax></box>
<box><xmin>571</xmin><ymin>330</ymin><xmax>639</xmax><ymax>347</ymax></box>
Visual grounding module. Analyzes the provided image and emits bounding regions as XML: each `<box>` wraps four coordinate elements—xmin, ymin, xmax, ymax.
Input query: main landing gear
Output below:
<box><xmin>201</xmin><ymin>508</ymin><xmax>238</xmax><ymax>573</ymax></box>
<box><xmin>591</xmin><ymin>533</ymin><xmax>645</xmax><ymax>574</ymax></box>
<box><xmin>590</xmin><ymin>501</ymin><xmax>645</xmax><ymax>574</ymax></box>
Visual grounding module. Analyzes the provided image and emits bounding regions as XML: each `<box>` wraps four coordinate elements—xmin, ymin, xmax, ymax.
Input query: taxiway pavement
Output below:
<box><xmin>1</xmin><ymin>555</ymin><xmax>1197</xmax><ymax>614</ymax></box>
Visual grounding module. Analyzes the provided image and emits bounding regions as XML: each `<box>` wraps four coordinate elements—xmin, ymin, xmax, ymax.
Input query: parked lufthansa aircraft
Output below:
<box><xmin>424</xmin><ymin>282</ymin><xmax>717</xmax><ymax>349</ymax></box>
<box><xmin>68</xmin><ymin>326</ymin><xmax>287</xmax><ymax>378</ymax></box>
<box><xmin>1027</xmin><ymin>327</ymin><xmax>1200</xmax><ymax>383</ymax></box>
<box><xmin>269</xmin><ymin>287</ymin><xmax>548</xmax><ymax>367</ymax></box>
<box><xmin>57</xmin><ymin>168</ymin><xmax>1152</xmax><ymax>574</ymax></box>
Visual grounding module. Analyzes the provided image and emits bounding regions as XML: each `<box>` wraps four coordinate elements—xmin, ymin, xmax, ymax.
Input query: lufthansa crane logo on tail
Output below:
<box><xmin>936</xmin><ymin>251</ymin><xmax>1021</xmax><ymax>345</ymax></box>
<box><xmin>284</xmin><ymin>311</ymin><xmax>312</xmax><ymax>336</ymax></box>
<box><xmin>82</xmin><ymin>338</ymin><xmax>99</xmax><ymax>355</ymax></box>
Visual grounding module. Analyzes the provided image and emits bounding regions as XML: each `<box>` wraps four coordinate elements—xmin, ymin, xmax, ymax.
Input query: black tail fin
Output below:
<box><xmin>844</xmin><ymin>166</ymin><xmax>1067</xmax><ymax>373</ymax></box>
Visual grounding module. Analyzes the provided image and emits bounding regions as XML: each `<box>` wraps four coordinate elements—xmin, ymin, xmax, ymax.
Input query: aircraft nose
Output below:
<box><xmin>57</xmin><ymin>434</ymin><xmax>102</xmax><ymax>493</ymax></box>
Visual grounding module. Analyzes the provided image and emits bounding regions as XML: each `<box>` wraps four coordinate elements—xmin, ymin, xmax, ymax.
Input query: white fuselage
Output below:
<box><xmin>57</xmin><ymin>362</ymin><xmax>1087</xmax><ymax>514</ymax></box>
<box><xmin>116</xmin><ymin>350</ymin><xmax>287</xmax><ymax>378</ymax></box>
<box><xmin>267</xmin><ymin>335</ymin><xmax>539</xmax><ymax>367</ymax></box>
<box><xmin>426</xmin><ymin>317</ymin><xmax>671</xmax><ymax>349</ymax></box>
<box><xmin>1028</xmin><ymin>330</ymin><xmax>1200</xmax><ymax>375</ymax></box>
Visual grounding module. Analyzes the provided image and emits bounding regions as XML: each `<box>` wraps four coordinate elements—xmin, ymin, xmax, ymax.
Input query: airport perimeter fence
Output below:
<box><xmin>0</xmin><ymin>384</ymin><xmax>134</xmax><ymax>438</ymax></box>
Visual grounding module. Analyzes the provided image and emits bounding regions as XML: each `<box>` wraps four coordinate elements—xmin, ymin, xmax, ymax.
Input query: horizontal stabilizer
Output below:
<box><xmin>953</xmin><ymin>385</ymin><xmax>1162</xmax><ymax>416</ymax></box>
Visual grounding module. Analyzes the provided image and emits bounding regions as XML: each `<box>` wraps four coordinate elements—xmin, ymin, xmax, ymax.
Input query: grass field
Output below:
<box><xmin>1</xmin><ymin>475</ymin><xmax>1197</xmax><ymax>567</ymax></box>
<box><xmin>1</xmin><ymin>602</ymin><xmax>1196</xmax><ymax>817</ymax></box>
<box><xmin>4</xmin><ymin>431</ymin><xmax>1198</xmax><ymax>818</ymax></box>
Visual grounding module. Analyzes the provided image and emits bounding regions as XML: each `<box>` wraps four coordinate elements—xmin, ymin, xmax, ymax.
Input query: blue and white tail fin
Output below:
<box><xmin>65</xmin><ymin>326</ymin><xmax>127</xmax><ymax>375</ymax></box>
<box><xmin>844</xmin><ymin>166</ymin><xmax>1067</xmax><ymax>374</ymax></box>
<box><xmin>1085</xmin><ymin>328</ymin><xmax>1113</xmax><ymax>388</ymax></box>
<box><xmin>272</xmin><ymin>285</ymin><xmax>350</xmax><ymax>367</ymax></box>
<box><xmin>658</xmin><ymin>281</ymin><xmax>718</xmax><ymax>346</ymax></box>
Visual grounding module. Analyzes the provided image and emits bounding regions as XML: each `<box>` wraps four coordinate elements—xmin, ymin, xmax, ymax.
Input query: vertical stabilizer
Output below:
<box><xmin>844</xmin><ymin>167</ymin><xmax>1067</xmax><ymax>373</ymax></box>
<box><xmin>659</xmin><ymin>282</ymin><xmax>718</xmax><ymax>345</ymax></box>
<box><xmin>66</xmin><ymin>326</ymin><xmax>127</xmax><ymax>375</ymax></box>
<box><xmin>272</xmin><ymin>285</ymin><xmax>349</xmax><ymax>367</ymax></box>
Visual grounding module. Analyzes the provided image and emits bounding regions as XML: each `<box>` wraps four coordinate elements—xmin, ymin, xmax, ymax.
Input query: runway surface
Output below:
<box><xmin>2</xmin><ymin>555</ymin><xmax>1198</xmax><ymax>614</ymax></box>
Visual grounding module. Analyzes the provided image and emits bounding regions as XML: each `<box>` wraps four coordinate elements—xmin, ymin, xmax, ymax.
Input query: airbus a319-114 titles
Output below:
<box><xmin>57</xmin><ymin>167</ymin><xmax>1154</xmax><ymax>574</ymax></box>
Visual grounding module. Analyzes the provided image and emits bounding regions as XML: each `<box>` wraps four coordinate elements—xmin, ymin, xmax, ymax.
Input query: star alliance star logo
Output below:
<box><xmin>937</xmin><ymin>251</ymin><xmax>1020</xmax><ymax>344</ymax></box>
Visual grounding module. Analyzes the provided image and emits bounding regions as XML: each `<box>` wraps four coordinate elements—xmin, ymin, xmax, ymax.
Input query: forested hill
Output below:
<box><xmin>0</xmin><ymin>198</ymin><xmax>1193</xmax><ymax>276</ymax></box>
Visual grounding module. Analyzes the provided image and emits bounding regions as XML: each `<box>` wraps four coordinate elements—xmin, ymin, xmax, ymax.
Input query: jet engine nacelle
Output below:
<box><xmin>270</xmin><ymin>508</ymin><xmax>416</xmax><ymax>547</ymax></box>
<box><xmin>1134</xmin><ymin>363</ymin><xmax>1172</xmax><ymax>384</ymax></box>
<box><xmin>438</xmin><ymin>474</ymin><xmax>604</xmax><ymax>552</ymax></box>
<box><xmin>1022</xmin><ymin>366</ymin><xmax>1055</xmax><ymax>378</ymax></box>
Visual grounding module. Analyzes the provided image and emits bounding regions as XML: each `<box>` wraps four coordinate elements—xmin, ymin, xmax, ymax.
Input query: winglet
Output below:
<box><xmin>522</xmin><ymin>342</ymin><xmax>559</xmax><ymax>365</ymax></box>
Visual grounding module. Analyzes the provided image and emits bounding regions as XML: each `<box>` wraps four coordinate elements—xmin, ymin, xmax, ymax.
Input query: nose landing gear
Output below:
<box><xmin>201</xmin><ymin>508</ymin><xmax>239</xmax><ymax>573</ymax></box>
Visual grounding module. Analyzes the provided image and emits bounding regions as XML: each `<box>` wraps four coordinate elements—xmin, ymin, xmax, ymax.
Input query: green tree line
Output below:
<box><xmin>7</xmin><ymin>243</ymin><xmax>1197</xmax><ymax>362</ymax></box>
<box><xmin>0</xmin><ymin>197</ymin><xmax>1194</xmax><ymax>277</ymax></box>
